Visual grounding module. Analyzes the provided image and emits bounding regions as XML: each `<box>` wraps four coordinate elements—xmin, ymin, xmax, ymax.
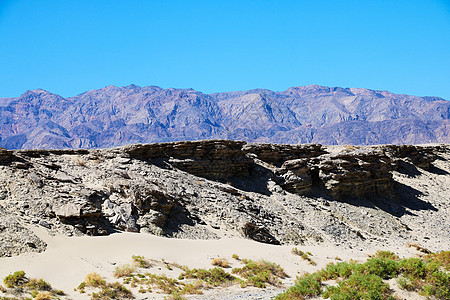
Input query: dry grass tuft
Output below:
<box><xmin>34</xmin><ymin>291</ymin><xmax>53</xmax><ymax>300</ymax></box>
<box><xmin>407</xmin><ymin>242</ymin><xmax>432</xmax><ymax>254</ymax></box>
<box><xmin>114</xmin><ymin>264</ymin><xmax>136</xmax><ymax>278</ymax></box>
<box><xmin>211</xmin><ymin>258</ymin><xmax>230</xmax><ymax>268</ymax></box>
<box><xmin>85</xmin><ymin>272</ymin><xmax>106</xmax><ymax>287</ymax></box>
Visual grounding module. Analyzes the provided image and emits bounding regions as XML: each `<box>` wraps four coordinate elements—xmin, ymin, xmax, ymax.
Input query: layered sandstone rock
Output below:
<box><xmin>0</xmin><ymin>140</ymin><xmax>448</xmax><ymax>257</ymax></box>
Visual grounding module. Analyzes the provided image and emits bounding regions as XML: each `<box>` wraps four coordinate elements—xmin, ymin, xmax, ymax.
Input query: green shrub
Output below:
<box><xmin>275</xmin><ymin>273</ymin><xmax>322</xmax><ymax>299</ymax></box>
<box><xmin>146</xmin><ymin>273</ymin><xmax>182</xmax><ymax>294</ymax></box>
<box><xmin>179</xmin><ymin>267</ymin><xmax>236</xmax><ymax>287</ymax></box>
<box><xmin>426</xmin><ymin>250</ymin><xmax>450</xmax><ymax>271</ymax></box>
<box><xmin>362</xmin><ymin>257</ymin><xmax>399</xmax><ymax>279</ymax></box>
<box><xmin>424</xmin><ymin>270</ymin><xmax>450</xmax><ymax>299</ymax></box>
<box><xmin>319</xmin><ymin>261</ymin><xmax>358</xmax><ymax>280</ymax></box>
<box><xmin>232</xmin><ymin>259</ymin><xmax>287</xmax><ymax>288</ymax></box>
<box><xmin>91</xmin><ymin>282</ymin><xmax>133</xmax><ymax>299</ymax></box>
<box><xmin>322</xmin><ymin>273</ymin><xmax>392</xmax><ymax>299</ymax></box>
<box><xmin>132</xmin><ymin>255</ymin><xmax>151</xmax><ymax>268</ymax></box>
<box><xmin>85</xmin><ymin>273</ymin><xmax>106</xmax><ymax>287</ymax></box>
<box><xmin>277</xmin><ymin>249</ymin><xmax>449</xmax><ymax>300</ymax></box>
<box><xmin>371</xmin><ymin>250</ymin><xmax>399</xmax><ymax>261</ymax></box>
<box><xmin>398</xmin><ymin>257</ymin><xmax>426</xmax><ymax>279</ymax></box>
<box><xmin>397</xmin><ymin>276</ymin><xmax>415</xmax><ymax>291</ymax></box>
<box><xmin>26</xmin><ymin>278</ymin><xmax>52</xmax><ymax>291</ymax></box>
<box><xmin>3</xmin><ymin>271</ymin><xmax>27</xmax><ymax>288</ymax></box>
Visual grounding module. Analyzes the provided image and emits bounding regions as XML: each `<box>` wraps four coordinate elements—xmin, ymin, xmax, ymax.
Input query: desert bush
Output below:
<box><xmin>53</xmin><ymin>289</ymin><xmax>64</xmax><ymax>295</ymax></box>
<box><xmin>319</xmin><ymin>261</ymin><xmax>359</xmax><ymax>280</ymax></box>
<box><xmin>211</xmin><ymin>257</ymin><xmax>230</xmax><ymax>268</ymax></box>
<box><xmin>26</xmin><ymin>278</ymin><xmax>52</xmax><ymax>291</ymax></box>
<box><xmin>85</xmin><ymin>273</ymin><xmax>106</xmax><ymax>287</ymax></box>
<box><xmin>423</xmin><ymin>270</ymin><xmax>450</xmax><ymax>299</ymax></box>
<box><xmin>35</xmin><ymin>292</ymin><xmax>54</xmax><ymax>300</ymax></box>
<box><xmin>426</xmin><ymin>250</ymin><xmax>450</xmax><ymax>271</ymax></box>
<box><xmin>132</xmin><ymin>255</ymin><xmax>151</xmax><ymax>268</ymax></box>
<box><xmin>180</xmin><ymin>280</ymin><xmax>203</xmax><ymax>295</ymax></box>
<box><xmin>398</xmin><ymin>257</ymin><xmax>426</xmax><ymax>279</ymax></box>
<box><xmin>91</xmin><ymin>282</ymin><xmax>133</xmax><ymax>299</ymax></box>
<box><xmin>407</xmin><ymin>242</ymin><xmax>432</xmax><ymax>254</ymax></box>
<box><xmin>372</xmin><ymin>250</ymin><xmax>399</xmax><ymax>261</ymax></box>
<box><xmin>275</xmin><ymin>273</ymin><xmax>322</xmax><ymax>299</ymax></box>
<box><xmin>34</xmin><ymin>291</ymin><xmax>53</xmax><ymax>300</ymax></box>
<box><xmin>278</xmin><ymin>249</ymin><xmax>450</xmax><ymax>300</ymax></box>
<box><xmin>114</xmin><ymin>264</ymin><xmax>136</xmax><ymax>278</ymax></box>
<box><xmin>146</xmin><ymin>273</ymin><xmax>181</xmax><ymax>294</ymax></box>
<box><xmin>232</xmin><ymin>259</ymin><xmax>287</xmax><ymax>288</ymax></box>
<box><xmin>179</xmin><ymin>267</ymin><xmax>236</xmax><ymax>287</ymax></box>
<box><xmin>362</xmin><ymin>257</ymin><xmax>399</xmax><ymax>279</ymax></box>
<box><xmin>165</xmin><ymin>293</ymin><xmax>186</xmax><ymax>300</ymax></box>
<box><xmin>322</xmin><ymin>272</ymin><xmax>392</xmax><ymax>299</ymax></box>
<box><xmin>291</xmin><ymin>248</ymin><xmax>316</xmax><ymax>266</ymax></box>
<box><xmin>3</xmin><ymin>271</ymin><xmax>27</xmax><ymax>288</ymax></box>
<box><xmin>397</xmin><ymin>276</ymin><xmax>415</xmax><ymax>291</ymax></box>
<box><xmin>232</xmin><ymin>254</ymin><xmax>240</xmax><ymax>260</ymax></box>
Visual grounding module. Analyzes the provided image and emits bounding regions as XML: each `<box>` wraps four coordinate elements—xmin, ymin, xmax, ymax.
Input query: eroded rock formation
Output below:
<box><xmin>0</xmin><ymin>140</ymin><xmax>449</xmax><ymax>257</ymax></box>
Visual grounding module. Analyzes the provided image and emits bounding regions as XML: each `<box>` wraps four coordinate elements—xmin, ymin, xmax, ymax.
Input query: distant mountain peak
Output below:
<box><xmin>21</xmin><ymin>88</ymin><xmax>51</xmax><ymax>96</ymax></box>
<box><xmin>0</xmin><ymin>84</ymin><xmax>448</xmax><ymax>149</ymax></box>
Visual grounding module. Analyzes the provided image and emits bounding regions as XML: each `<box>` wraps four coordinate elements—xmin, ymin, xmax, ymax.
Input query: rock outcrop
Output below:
<box><xmin>0</xmin><ymin>140</ymin><xmax>449</xmax><ymax>257</ymax></box>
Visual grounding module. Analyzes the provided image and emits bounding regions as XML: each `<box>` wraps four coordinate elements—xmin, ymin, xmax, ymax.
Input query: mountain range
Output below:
<box><xmin>0</xmin><ymin>84</ymin><xmax>448</xmax><ymax>149</ymax></box>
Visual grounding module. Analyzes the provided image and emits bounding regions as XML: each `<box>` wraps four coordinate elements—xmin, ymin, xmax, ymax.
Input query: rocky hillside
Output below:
<box><xmin>0</xmin><ymin>140</ymin><xmax>449</xmax><ymax>257</ymax></box>
<box><xmin>0</xmin><ymin>85</ymin><xmax>448</xmax><ymax>149</ymax></box>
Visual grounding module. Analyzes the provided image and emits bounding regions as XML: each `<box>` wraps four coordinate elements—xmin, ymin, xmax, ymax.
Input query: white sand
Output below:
<box><xmin>0</xmin><ymin>224</ymin><xmax>429</xmax><ymax>299</ymax></box>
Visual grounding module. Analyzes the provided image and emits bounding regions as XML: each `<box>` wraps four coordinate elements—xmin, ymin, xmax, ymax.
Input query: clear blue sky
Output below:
<box><xmin>1</xmin><ymin>0</ymin><xmax>449</xmax><ymax>99</ymax></box>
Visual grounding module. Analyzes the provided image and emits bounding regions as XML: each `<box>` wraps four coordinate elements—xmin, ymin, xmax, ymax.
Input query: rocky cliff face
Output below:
<box><xmin>0</xmin><ymin>85</ymin><xmax>448</xmax><ymax>149</ymax></box>
<box><xmin>0</xmin><ymin>140</ymin><xmax>449</xmax><ymax>257</ymax></box>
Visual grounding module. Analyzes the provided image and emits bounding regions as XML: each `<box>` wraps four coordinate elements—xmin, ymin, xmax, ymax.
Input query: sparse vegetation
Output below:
<box><xmin>179</xmin><ymin>267</ymin><xmax>236</xmax><ymax>287</ymax></box>
<box><xmin>34</xmin><ymin>291</ymin><xmax>54</xmax><ymax>300</ymax></box>
<box><xmin>322</xmin><ymin>273</ymin><xmax>392</xmax><ymax>299</ymax></box>
<box><xmin>76</xmin><ymin>273</ymin><xmax>133</xmax><ymax>299</ymax></box>
<box><xmin>85</xmin><ymin>272</ymin><xmax>106</xmax><ymax>287</ymax></box>
<box><xmin>26</xmin><ymin>278</ymin><xmax>52</xmax><ymax>291</ymax></box>
<box><xmin>276</xmin><ymin>273</ymin><xmax>322</xmax><ymax>299</ymax></box>
<box><xmin>132</xmin><ymin>255</ymin><xmax>151</xmax><ymax>268</ymax></box>
<box><xmin>232</xmin><ymin>254</ymin><xmax>240</xmax><ymax>260</ymax></box>
<box><xmin>276</xmin><ymin>249</ymin><xmax>450</xmax><ymax>300</ymax></box>
<box><xmin>232</xmin><ymin>259</ymin><xmax>287</xmax><ymax>288</ymax></box>
<box><xmin>1</xmin><ymin>271</ymin><xmax>63</xmax><ymax>299</ymax></box>
<box><xmin>291</xmin><ymin>248</ymin><xmax>316</xmax><ymax>266</ymax></box>
<box><xmin>114</xmin><ymin>264</ymin><xmax>137</xmax><ymax>278</ymax></box>
<box><xmin>407</xmin><ymin>242</ymin><xmax>432</xmax><ymax>254</ymax></box>
<box><xmin>211</xmin><ymin>257</ymin><xmax>230</xmax><ymax>268</ymax></box>
<box><xmin>3</xmin><ymin>271</ymin><xmax>26</xmax><ymax>288</ymax></box>
<box><xmin>91</xmin><ymin>282</ymin><xmax>133</xmax><ymax>299</ymax></box>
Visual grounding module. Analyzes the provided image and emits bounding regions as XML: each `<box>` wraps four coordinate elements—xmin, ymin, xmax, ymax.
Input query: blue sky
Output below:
<box><xmin>0</xmin><ymin>0</ymin><xmax>449</xmax><ymax>99</ymax></box>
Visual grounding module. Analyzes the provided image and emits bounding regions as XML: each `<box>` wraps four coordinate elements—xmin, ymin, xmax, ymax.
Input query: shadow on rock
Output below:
<box><xmin>394</xmin><ymin>181</ymin><xmax>437</xmax><ymax>212</ymax></box>
<box><xmin>219</xmin><ymin>163</ymin><xmax>274</xmax><ymax>196</ymax></box>
<box><xmin>396</xmin><ymin>160</ymin><xmax>422</xmax><ymax>177</ymax></box>
<box><xmin>428</xmin><ymin>164</ymin><xmax>449</xmax><ymax>175</ymax></box>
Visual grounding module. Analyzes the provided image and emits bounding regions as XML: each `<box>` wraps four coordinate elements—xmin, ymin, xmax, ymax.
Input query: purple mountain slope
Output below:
<box><xmin>0</xmin><ymin>84</ymin><xmax>448</xmax><ymax>149</ymax></box>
